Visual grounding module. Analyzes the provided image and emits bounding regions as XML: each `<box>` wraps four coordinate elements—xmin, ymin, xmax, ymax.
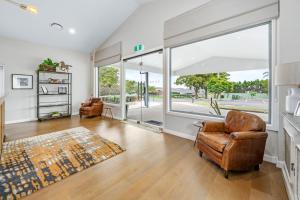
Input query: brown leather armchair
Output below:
<box><xmin>79</xmin><ymin>98</ymin><xmax>103</xmax><ymax>118</ymax></box>
<box><xmin>197</xmin><ymin>110</ymin><xmax>268</xmax><ymax>178</ymax></box>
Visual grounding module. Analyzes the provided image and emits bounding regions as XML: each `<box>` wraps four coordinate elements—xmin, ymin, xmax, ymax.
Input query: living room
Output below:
<box><xmin>0</xmin><ymin>0</ymin><xmax>299</xmax><ymax>199</ymax></box>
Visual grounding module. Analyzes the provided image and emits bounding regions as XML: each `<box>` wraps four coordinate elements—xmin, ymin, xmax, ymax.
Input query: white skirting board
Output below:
<box><xmin>263</xmin><ymin>154</ymin><xmax>278</xmax><ymax>164</ymax></box>
<box><xmin>5</xmin><ymin>118</ymin><xmax>38</xmax><ymax>125</ymax></box>
<box><xmin>163</xmin><ymin>128</ymin><xmax>196</xmax><ymax>141</ymax></box>
<box><xmin>5</xmin><ymin>113</ymin><xmax>123</xmax><ymax>125</ymax></box>
<box><xmin>5</xmin><ymin>112</ymin><xmax>80</xmax><ymax>125</ymax></box>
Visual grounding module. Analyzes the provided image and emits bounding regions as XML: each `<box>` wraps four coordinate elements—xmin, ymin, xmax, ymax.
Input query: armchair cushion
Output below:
<box><xmin>198</xmin><ymin>132</ymin><xmax>230</xmax><ymax>153</ymax></box>
<box><xmin>92</xmin><ymin>103</ymin><xmax>102</xmax><ymax>107</ymax></box>
<box><xmin>225</xmin><ymin>110</ymin><xmax>266</xmax><ymax>133</ymax></box>
<box><xmin>81</xmin><ymin>102</ymin><xmax>91</xmax><ymax>107</ymax></box>
<box><xmin>80</xmin><ymin>107</ymin><xmax>93</xmax><ymax>111</ymax></box>
<box><xmin>91</xmin><ymin>98</ymin><xmax>102</xmax><ymax>104</ymax></box>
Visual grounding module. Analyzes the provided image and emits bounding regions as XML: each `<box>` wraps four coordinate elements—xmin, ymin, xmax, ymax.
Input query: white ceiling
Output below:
<box><xmin>0</xmin><ymin>0</ymin><xmax>154</xmax><ymax>53</ymax></box>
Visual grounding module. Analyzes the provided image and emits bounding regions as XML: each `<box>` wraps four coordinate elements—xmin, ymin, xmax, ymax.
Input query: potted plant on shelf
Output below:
<box><xmin>38</xmin><ymin>58</ymin><xmax>59</xmax><ymax>72</ymax></box>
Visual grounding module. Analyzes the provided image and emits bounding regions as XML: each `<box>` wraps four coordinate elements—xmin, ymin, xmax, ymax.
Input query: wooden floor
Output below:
<box><xmin>5</xmin><ymin>116</ymin><xmax>288</xmax><ymax>200</ymax></box>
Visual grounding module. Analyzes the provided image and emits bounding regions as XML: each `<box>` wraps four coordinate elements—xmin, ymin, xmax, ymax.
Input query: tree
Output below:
<box><xmin>99</xmin><ymin>67</ymin><xmax>119</xmax><ymax>88</ymax></box>
<box><xmin>231</xmin><ymin>79</ymin><xmax>269</xmax><ymax>94</ymax></box>
<box><xmin>232</xmin><ymin>81</ymin><xmax>243</xmax><ymax>93</ymax></box>
<box><xmin>207</xmin><ymin>77</ymin><xmax>232</xmax><ymax>99</ymax></box>
<box><xmin>126</xmin><ymin>80</ymin><xmax>138</xmax><ymax>94</ymax></box>
<box><xmin>261</xmin><ymin>79</ymin><xmax>269</xmax><ymax>94</ymax></box>
<box><xmin>175</xmin><ymin>75</ymin><xmax>203</xmax><ymax>98</ymax></box>
<box><xmin>148</xmin><ymin>86</ymin><xmax>157</xmax><ymax>95</ymax></box>
<box><xmin>175</xmin><ymin>73</ymin><xmax>230</xmax><ymax>99</ymax></box>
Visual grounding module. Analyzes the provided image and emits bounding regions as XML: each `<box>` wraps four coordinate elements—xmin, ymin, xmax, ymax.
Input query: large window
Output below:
<box><xmin>98</xmin><ymin>63</ymin><xmax>121</xmax><ymax>104</ymax></box>
<box><xmin>169</xmin><ymin>23</ymin><xmax>271</xmax><ymax>122</ymax></box>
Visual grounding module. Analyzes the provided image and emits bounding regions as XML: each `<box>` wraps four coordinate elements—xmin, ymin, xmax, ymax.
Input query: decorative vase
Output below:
<box><xmin>286</xmin><ymin>88</ymin><xmax>300</xmax><ymax>114</ymax></box>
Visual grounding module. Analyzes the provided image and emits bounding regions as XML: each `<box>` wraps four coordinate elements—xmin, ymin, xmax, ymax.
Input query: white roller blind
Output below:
<box><xmin>94</xmin><ymin>42</ymin><xmax>122</xmax><ymax>67</ymax></box>
<box><xmin>164</xmin><ymin>0</ymin><xmax>279</xmax><ymax>48</ymax></box>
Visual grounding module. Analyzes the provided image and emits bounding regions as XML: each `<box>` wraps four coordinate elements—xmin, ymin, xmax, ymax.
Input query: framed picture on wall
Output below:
<box><xmin>12</xmin><ymin>74</ymin><xmax>33</xmax><ymax>89</ymax></box>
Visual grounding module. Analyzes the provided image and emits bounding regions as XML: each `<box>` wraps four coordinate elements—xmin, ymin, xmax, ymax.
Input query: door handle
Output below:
<box><xmin>291</xmin><ymin>163</ymin><xmax>296</xmax><ymax>176</ymax></box>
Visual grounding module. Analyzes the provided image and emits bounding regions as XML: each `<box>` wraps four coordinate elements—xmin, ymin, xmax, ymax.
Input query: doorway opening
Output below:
<box><xmin>124</xmin><ymin>50</ymin><xmax>163</xmax><ymax>127</ymax></box>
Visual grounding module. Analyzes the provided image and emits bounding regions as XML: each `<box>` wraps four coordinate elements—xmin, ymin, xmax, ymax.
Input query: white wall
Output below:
<box><xmin>0</xmin><ymin>37</ymin><xmax>91</xmax><ymax>123</ymax></box>
<box><xmin>101</xmin><ymin>0</ymin><xmax>210</xmax><ymax>56</ymax></box>
<box><xmin>278</xmin><ymin>0</ymin><xmax>300</xmax><ymax>64</ymax></box>
<box><xmin>276</xmin><ymin>0</ymin><xmax>300</xmax><ymax>161</ymax></box>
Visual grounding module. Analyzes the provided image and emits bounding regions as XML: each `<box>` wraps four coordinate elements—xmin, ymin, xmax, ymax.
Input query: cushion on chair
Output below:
<box><xmin>225</xmin><ymin>110</ymin><xmax>266</xmax><ymax>133</ymax></box>
<box><xmin>80</xmin><ymin>107</ymin><xmax>93</xmax><ymax>111</ymax></box>
<box><xmin>81</xmin><ymin>102</ymin><xmax>92</xmax><ymax>107</ymax></box>
<box><xmin>198</xmin><ymin>132</ymin><xmax>230</xmax><ymax>153</ymax></box>
<box><xmin>91</xmin><ymin>98</ymin><xmax>102</xmax><ymax>104</ymax></box>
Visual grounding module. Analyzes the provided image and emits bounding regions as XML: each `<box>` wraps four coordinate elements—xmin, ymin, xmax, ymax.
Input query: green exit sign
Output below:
<box><xmin>134</xmin><ymin>44</ymin><xmax>144</xmax><ymax>52</ymax></box>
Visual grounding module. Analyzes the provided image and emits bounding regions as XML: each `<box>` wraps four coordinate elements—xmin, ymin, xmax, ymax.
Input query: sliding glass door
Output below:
<box><xmin>124</xmin><ymin>50</ymin><xmax>163</xmax><ymax>126</ymax></box>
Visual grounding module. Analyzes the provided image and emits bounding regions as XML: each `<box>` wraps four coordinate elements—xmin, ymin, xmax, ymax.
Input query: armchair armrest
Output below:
<box><xmin>230</xmin><ymin>131</ymin><xmax>268</xmax><ymax>140</ymax></box>
<box><xmin>202</xmin><ymin>121</ymin><xmax>225</xmax><ymax>132</ymax></box>
<box><xmin>221</xmin><ymin>131</ymin><xmax>268</xmax><ymax>171</ymax></box>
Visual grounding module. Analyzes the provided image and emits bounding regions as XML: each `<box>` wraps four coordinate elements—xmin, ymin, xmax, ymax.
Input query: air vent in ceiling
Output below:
<box><xmin>50</xmin><ymin>23</ymin><xmax>64</xmax><ymax>31</ymax></box>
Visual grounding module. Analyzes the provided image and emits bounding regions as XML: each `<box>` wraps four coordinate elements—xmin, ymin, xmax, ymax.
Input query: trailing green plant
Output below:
<box><xmin>43</xmin><ymin>58</ymin><xmax>58</xmax><ymax>67</ymax></box>
<box><xmin>38</xmin><ymin>58</ymin><xmax>59</xmax><ymax>72</ymax></box>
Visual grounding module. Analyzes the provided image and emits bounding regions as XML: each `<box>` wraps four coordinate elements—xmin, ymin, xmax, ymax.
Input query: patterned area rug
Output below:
<box><xmin>0</xmin><ymin>127</ymin><xmax>125</xmax><ymax>200</ymax></box>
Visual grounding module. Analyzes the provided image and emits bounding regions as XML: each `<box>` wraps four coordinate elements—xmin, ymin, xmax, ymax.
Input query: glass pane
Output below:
<box><xmin>98</xmin><ymin>63</ymin><xmax>121</xmax><ymax>104</ymax></box>
<box><xmin>124</xmin><ymin>51</ymin><xmax>163</xmax><ymax>126</ymax></box>
<box><xmin>170</xmin><ymin>23</ymin><xmax>271</xmax><ymax>122</ymax></box>
<box><xmin>125</xmin><ymin>57</ymin><xmax>142</xmax><ymax>122</ymax></box>
<box><xmin>140</xmin><ymin>52</ymin><xmax>163</xmax><ymax>126</ymax></box>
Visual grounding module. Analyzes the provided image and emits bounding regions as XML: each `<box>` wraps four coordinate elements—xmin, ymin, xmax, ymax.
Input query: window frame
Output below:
<box><xmin>168</xmin><ymin>22</ymin><xmax>273</xmax><ymax>123</ymax></box>
<box><xmin>97</xmin><ymin>62</ymin><xmax>121</xmax><ymax>105</ymax></box>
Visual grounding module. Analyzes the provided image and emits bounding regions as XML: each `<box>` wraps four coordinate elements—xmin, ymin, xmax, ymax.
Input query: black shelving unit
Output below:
<box><xmin>37</xmin><ymin>71</ymin><xmax>72</xmax><ymax>121</ymax></box>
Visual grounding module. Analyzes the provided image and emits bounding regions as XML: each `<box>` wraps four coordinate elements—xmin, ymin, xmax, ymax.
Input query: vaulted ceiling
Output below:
<box><xmin>0</xmin><ymin>0</ymin><xmax>154</xmax><ymax>53</ymax></box>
